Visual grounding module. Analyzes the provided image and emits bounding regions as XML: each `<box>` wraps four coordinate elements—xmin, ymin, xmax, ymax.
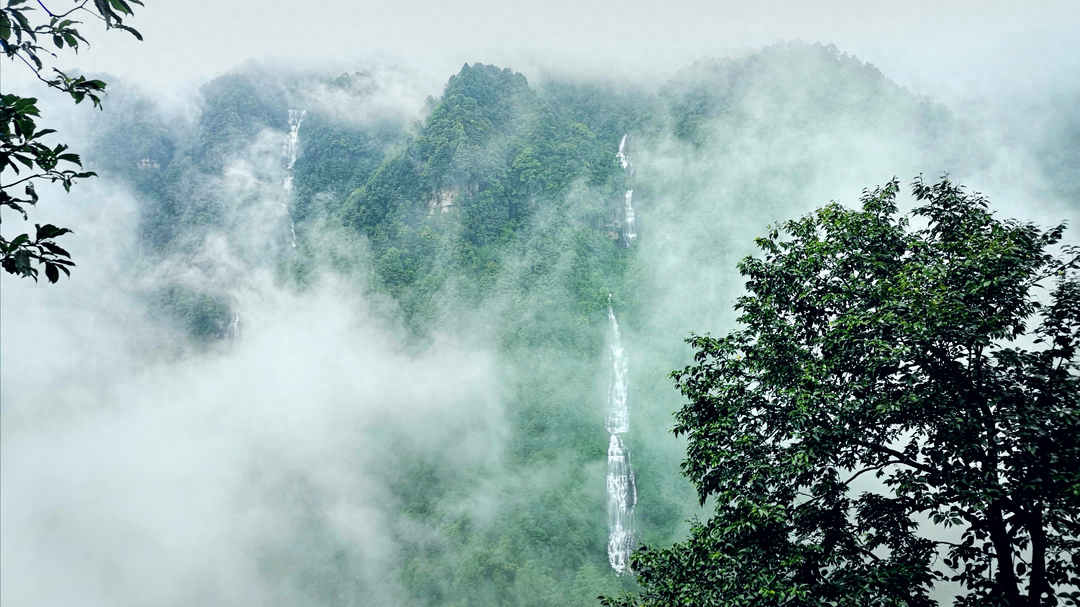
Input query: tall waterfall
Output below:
<box><xmin>281</xmin><ymin>109</ymin><xmax>305</xmax><ymax>251</ymax></box>
<box><xmin>606</xmin><ymin>305</ymin><xmax>637</xmax><ymax>573</ymax></box>
<box><xmin>616</xmin><ymin>134</ymin><xmax>637</xmax><ymax>246</ymax></box>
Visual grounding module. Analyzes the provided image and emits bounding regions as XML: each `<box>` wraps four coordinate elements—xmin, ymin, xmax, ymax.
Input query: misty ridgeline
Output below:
<box><xmin>2</xmin><ymin>41</ymin><xmax>1078</xmax><ymax>607</ymax></box>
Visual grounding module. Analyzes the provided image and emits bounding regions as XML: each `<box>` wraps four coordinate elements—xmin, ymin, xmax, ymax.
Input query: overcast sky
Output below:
<box><xmin>15</xmin><ymin>0</ymin><xmax>1076</xmax><ymax>104</ymax></box>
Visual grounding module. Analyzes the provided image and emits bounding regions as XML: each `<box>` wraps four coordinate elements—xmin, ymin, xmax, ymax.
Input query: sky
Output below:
<box><xmin>23</xmin><ymin>0</ymin><xmax>1080</xmax><ymax>105</ymax></box>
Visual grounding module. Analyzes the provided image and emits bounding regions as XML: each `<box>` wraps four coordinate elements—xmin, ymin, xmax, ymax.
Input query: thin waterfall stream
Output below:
<box><xmin>616</xmin><ymin>134</ymin><xmax>637</xmax><ymax>246</ymax></box>
<box><xmin>606</xmin><ymin>133</ymin><xmax>638</xmax><ymax>573</ymax></box>
<box><xmin>282</xmin><ymin>109</ymin><xmax>305</xmax><ymax>251</ymax></box>
<box><xmin>226</xmin><ymin>314</ymin><xmax>241</xmax><ymax>341</ymax></box>
<box><xmin>606</xmin><ymin>305</ymin><xmax>637</xmax><ymax>573</ymax></box>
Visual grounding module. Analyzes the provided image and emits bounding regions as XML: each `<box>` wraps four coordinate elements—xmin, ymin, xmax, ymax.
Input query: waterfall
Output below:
<box><xmin>282</xmin><ymin>109</ymin><xmax>305</xmax><ymax>251</ymax></box>
<box><xmin>606</xmin><ymin>133</ymin><xmax>639</xmax><ymax>572</ymax></box>
<box><xmin>283</xmin><ymin>109</ymin><xmax>305</xmax><ymax>191</ymax></box>
<box><xmin>606</xmin><ymin>305</ymin><xmax>637</xmax><ymax>573</ymax></box>
<box><xmin>623</xmin><ymin>189</ymin><xmax>637</xmax><ymax>245</ymax></box>
<box><xmin>616</xmin><ymin>134</ymin><xmax>637</xmax><ymax>246</ymax></box>
<box><xmin>226</xmin><ymin>314</ymin><xmax>241</xmax><ymax>341</ymax></box>
<box><xmin>616</xmin><ymin>134</ymin><xmax>633</xmax><ymax>176</ymax></box>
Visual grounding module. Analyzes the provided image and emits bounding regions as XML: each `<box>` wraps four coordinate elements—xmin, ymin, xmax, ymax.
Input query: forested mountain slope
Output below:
<box><xmin>44</xmin><ymin>40</ymin><xmax>1058</xmax><ymax>607</ymax></box>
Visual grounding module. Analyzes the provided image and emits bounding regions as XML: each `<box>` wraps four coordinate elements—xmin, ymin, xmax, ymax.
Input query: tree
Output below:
<box><xmin>604</xmin><ymin>177</ymin><xmax>1080</xmax><ymax>607</ymax></box>
<box><xmin>1</xmin><ymin>0</ymin><xmax>143</xmax><ymax>282</ymax></box>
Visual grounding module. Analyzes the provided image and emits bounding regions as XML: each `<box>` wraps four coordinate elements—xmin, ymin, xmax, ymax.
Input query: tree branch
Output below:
<box><xmin>3</xmin><ymin>172</ymin><xmax>51</xmax><ymax>189</ymax></box>
<box><xmin>857</xmin><ymin>442</ymin><xmax>938</xmax><ymax>476</ymax></box>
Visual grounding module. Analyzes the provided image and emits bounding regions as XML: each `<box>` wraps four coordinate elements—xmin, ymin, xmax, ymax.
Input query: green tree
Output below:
<box><xmin>1</xmin><ymin>0</ymin><xmax>142</xmax><ymax>281</ymax></box>
<box><xmin>605</xmin><ymin>177</ymin><xmax>1080</xmax><ymax>607</ymax></box>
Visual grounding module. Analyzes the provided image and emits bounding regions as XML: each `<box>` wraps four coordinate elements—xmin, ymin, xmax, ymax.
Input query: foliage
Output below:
<box><xmin>659</xmin><ymin>41</ymin><xmax>954</xmax><ymax>157</ymax></box>
<box><xmin>291</xmin><ymin>110</ymin><xmax>405</xmax><ymax>225</ymax></box>
<box><xmin>605</xmin><ymin>177</ymin><xmax>1080</xmax><ymax>607</ymax></box>
<box><xmin>79</xmin><ymin>47</ymin><xmax>1003</xmax><ymax>607</ymax></box>
<box><xmin>538</xmin><ymin>81</ymin><xmax>653</xmax><ymax>148</ymax></box>
<box><xmin>0</xmin><ymin>95</ymin><xmax>79</xmax><ymax>280</ymax></box>
<box><xmin>337</xmin><ymin>62</ymin><xmax>628</xmax><ymax>336</ymax></box>
<box><xmin>193</xmin><ymin>71</ymin><xmax>287</xmax><ymax>170</ymax></box>
<box><xmin>1</xmin><ymin>0</ymin><xmax>142</xmax><ymax>281</ymax></box>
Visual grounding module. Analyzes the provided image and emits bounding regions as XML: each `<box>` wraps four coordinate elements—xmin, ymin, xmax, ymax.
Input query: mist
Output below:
<box><xmin>1</xmin><ymin>140</ymin><xmax>508</xmax><ymax>606</ymax></box>
<box><xmin>2</xmin><ymin>3</ymin><xmax>1079</xmax><ymax>605</ymax></box>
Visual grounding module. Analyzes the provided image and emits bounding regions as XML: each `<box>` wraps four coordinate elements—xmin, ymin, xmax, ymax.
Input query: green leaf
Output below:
<box><xmin>12</xmin><ymin>10</ymin><xmax>31</xmax><ymax>35</ymax></box>
<box><xmin>115</xmin><ymin>23</ymin><xmax>142</xmax><ymax>41</ymax></box>
<box><xmin>108</xmin><ymin>0</ymin><xmax>134</xmax><ymax>15</ymax></box>
<box><xmin>41</xmin><ymin>241</ymin><xmax>71</xmax><ymax>258</ymax></box>
<box><xmin>35</xmin><ymin>224</ymin><xmax>72</xmax><ymax>240</ymax></box>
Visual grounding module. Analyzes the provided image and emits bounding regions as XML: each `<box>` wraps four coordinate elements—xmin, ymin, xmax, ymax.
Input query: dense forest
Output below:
<box><xmin>4</xmin><ymin>39</ymin><xmax>1077</xmax><ymax>607</ymax></box>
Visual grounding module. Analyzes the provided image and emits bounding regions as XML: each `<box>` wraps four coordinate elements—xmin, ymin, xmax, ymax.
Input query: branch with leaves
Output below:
<box><xmin>0</xmin><ymin>0</ymin><xmax>143</xmax><ymax>281</ymax></box>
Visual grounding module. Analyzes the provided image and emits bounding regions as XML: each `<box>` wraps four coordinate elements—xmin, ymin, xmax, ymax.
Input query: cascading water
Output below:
<box><xmin>606</xmin><ymin>304</ymin><xmax>637</xmax><ymax>573</ymax></box>
<box><xmin>616</xmin><ymin>134</ymin><xmax>633</xmax><ymax>176</ymax></box>
<box><xmin>605</xmin><ymin>134</ymin><xmax>640</xmax><ymax>572</ymax></box>
<box><xmin>616</xmin><ymin>134</ymin><xmax>637</xmax><ymax>246</ymax></box>
<box><xmin>623</xmin><ymin>189</ymin><xmax>637</xmax><ymax>244</ymax></box>
<box><xmin>226</xmin><ymin>314</ymin><xmax>241</xmax><ymax>341</ymax></box>
<box><xmin>281</xmin><ymin>109</ymin><xmax>305</xmax><ymax>251</ymax></box>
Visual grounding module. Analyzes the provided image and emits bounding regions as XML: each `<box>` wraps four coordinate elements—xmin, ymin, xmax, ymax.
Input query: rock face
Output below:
<box><xmin>428</xmin><ymin>187</ymin><xmax>458</xmax><ymax>213</ymax></box>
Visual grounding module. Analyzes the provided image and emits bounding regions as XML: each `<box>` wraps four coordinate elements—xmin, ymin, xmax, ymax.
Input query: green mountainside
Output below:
<box><xmin>79</xmin><ymin>41</ymin><xmax>1030</xmax><ymax>607</ymax></box>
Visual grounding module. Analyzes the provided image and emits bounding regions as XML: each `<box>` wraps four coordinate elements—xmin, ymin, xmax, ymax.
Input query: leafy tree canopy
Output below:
<box><xmin>606</xmin><ymin>177</ymin><xmax>1080</xmax><ymax>607</ymax></box>
<box><xmin>1</xmin><ymin>0</ymin><xmax>142</xmax><ymax>282</ymax></box>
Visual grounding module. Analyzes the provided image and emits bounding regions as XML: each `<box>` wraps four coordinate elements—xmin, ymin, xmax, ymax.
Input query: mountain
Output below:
<box><xmin>20</xmin><ymin>41</ymin><xmax>1063</xmax><ymax>607</ymax></box>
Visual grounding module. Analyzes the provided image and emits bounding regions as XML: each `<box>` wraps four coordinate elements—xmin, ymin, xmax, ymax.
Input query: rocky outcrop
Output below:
<box><xmin>427</xmin><ymin>187</ymin><xmax>458</xmax><ymax>213</ymax></box>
